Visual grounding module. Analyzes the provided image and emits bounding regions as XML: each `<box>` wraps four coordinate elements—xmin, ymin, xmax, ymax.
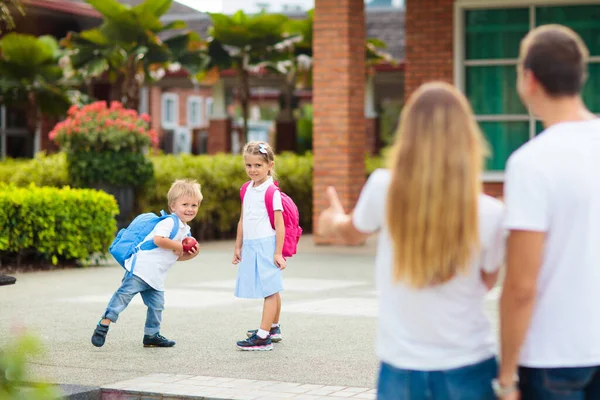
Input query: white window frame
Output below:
<box><xmin>206</xmin><ymin>97</ymin><xmax>214</xmax><ymax>121</ymax></box>
<box><xmin>454</xmin><ymin>0</ymin><xmax>600</xmax><ymax>181</ymax></box>
<box><xmin>187</xmin><ymin>96</ymin><xmax>204</xmax><ymax>128</ymax></box>
<box><xmin>161</xmin><ymin>93</ymin><xmax>179</xmax><ymax>129</ymax></box>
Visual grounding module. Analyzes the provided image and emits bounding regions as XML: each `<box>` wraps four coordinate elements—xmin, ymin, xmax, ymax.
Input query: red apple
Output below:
<box><xmin>182</xmin><ymin>237</ymin><xmax>198</xmax><ymax>253</ymax></box>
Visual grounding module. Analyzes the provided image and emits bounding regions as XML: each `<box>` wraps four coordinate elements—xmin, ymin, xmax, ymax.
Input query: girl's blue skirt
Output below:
<box><xmin>235</xmin><ymin>236</ymin><xmax>284</xmax><ymax>299</ymax></box>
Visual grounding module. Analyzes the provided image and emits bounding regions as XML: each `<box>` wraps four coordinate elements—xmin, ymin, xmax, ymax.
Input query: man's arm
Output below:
<box><xmin>498</xmin><ymin>230</ymin><xmax>545</xmax><ymax>387</ymax></box>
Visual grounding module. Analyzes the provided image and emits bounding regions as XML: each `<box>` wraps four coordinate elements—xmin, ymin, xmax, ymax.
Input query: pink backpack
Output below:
<box><xmin>240</xmin><ymin>181</ymin><xmax>302</xmax><ymax>258</ymax></box>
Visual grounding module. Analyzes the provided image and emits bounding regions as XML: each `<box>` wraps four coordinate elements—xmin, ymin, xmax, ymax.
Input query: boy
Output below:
<box><xmin>91</xmin><ymin>179</ymin><xmax>202</xmax><ymax>348</ymax></box>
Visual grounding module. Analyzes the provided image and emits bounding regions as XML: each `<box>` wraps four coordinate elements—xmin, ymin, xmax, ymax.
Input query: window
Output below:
<box><xmin>161</xmin><ymin>93</ymin><xmax>179</xmax><ymax>129</ymax></box>
<box><xmin>206</xmin><ymin>97</ymin><xmax>214</xmax><ymax>121</ymax></box>
<box><xmin>456</xmin><ymin>2</ymin><xmax>600</xmax><ymax>177</ymax></box>
<box><xmin>187</xmin><ymin>96</ymin><xmax>204</xmax><ymax>128</ymax></box>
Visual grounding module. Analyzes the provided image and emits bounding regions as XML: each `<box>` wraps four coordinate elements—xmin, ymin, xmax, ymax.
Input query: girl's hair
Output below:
<box><xmin>243</xmin><ymin>141</ymin><xmax>276</xmax><ymax>176</ymax></box>
<box><xmin>386</xmin><ymin>81</ymin><xmax>488</xmax><ymax>288</ymax></box>
<box><xmin>167</xmin><ymin>179</ymin><xmax>203</xmax><ymax>206</ymax></box>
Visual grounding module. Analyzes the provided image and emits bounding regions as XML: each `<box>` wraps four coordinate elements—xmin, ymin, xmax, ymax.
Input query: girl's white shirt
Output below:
<box><xmin>353</xmin><ymin>169</ymin><xmax>505</xmax><ymax>370</ymax></box>
<box><xmin>242</xmin><ymin>176</ymin><xmax>283</xmax><ymax>240</ymax></box>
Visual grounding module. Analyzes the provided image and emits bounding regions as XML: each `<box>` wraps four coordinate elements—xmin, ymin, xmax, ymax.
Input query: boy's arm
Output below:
<box><xmin>177</xmin><ymin>244</ymin><xmax>199</xmax><ymax>261</ymax></box>
<box><xmin>154</xmin><ymin>235</ymin><xmax>183</xmax><ymax>255</ymax></box>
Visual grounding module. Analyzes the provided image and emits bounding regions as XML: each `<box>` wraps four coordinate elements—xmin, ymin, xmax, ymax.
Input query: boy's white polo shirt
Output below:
<box><xmin>352</xmin><ymin>169</ymin><xmax>505</xmax><ymax>370</ymax></box>
<box><xmin>124</xmin><ymin>216</ymin><xmax>190</xmax><ymax>291</ymax></box>
<box><xmin>504</xmin><ymin>119</ymin><xmax>600</xmax><ymax>368</ymax></box>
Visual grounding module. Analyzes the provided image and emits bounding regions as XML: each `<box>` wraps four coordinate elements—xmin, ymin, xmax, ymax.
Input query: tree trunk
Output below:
<box><xmin>238</xmin><ymin>66</ymin><xmax>250</xmax><ymax>142</ymax></box>
<box><xmin>123</xmin><ymin>57</ymin><xmax>141</xmax><ymax>110</ymax></box>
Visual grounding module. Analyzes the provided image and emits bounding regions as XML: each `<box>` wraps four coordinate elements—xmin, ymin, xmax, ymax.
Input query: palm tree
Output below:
<box><xmin>0</xmin><ymin>33</ymin><xmax>72</xmax><ymax>159</ymax></box>
<box><xmin>204</xmin><ymin>10</ymin><xmax>294</xmax><ymax>140</ymax></box>
<box><xmin>61</xmin><ymin>0</ymin><xmax>209</xmax><ymax>111</ymax></box>
<box><xmin>0</xmin><ymin>0</ymin><xmax>24</xmax><ymax>34</ymax></box>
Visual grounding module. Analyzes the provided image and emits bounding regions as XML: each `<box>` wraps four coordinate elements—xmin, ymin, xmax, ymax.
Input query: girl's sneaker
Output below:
<box><xmin>246</xmin><ymin>326</ymin><xmax>283</xmax><ymax>342</ymax></box>
<box><xmin>237</xmin><ymin>333</ymin><xmax>273</xmax><ymax>351</ymax></box>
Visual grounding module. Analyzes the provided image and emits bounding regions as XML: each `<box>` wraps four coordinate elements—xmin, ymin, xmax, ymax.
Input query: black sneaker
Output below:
<box><xmin>236</xmin><ymin>333</ymin><xmax>273</xmax><ymax>351</ymax></box>
<box><xmin>246</xmin><ymin>326</ymin><xmax>282</xmax><ymax>343</ymax></box>
<box><xmin>91</xmin><ymin>321</ymin><xmax>110</xmax><ymax>347</ymax></box>
<box><xmin>143</xmin><ymin>333</ymin><xmax>176</xmax><ymax>348</ymax></box>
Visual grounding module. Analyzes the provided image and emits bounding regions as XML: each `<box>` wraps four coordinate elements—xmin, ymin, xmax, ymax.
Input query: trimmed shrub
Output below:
<box><xmin>143</xmin><ymin>152</ymin><xmax>313</xmax><ymax>239</ymax></box>
<box><xmin>0</xmin><ymin>151</ymin><xmax>383</xmax><ymax>239</ymax></box>
<box><xmin>0</xmin><ymin>184</ymin><xmax>118</xmax><ymax>266</ymax></box>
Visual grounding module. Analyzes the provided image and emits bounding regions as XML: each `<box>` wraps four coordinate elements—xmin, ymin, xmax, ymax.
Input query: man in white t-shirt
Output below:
<box><xmin>496</xmin><ymin>25</ymin><xmax>600</xmax><ymax>400</ymax></box>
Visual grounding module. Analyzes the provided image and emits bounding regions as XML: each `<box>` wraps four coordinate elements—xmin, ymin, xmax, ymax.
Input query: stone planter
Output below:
<box><xmin>92</xmin><ymin>183</ymin><xmax>135</xmax><ymax>230</ymax></box>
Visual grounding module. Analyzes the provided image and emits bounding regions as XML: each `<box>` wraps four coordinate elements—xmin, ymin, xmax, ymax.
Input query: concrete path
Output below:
<box><xmin>0</xmin><ymin>235</ymin><xmax>500</xmax><ymax>398</ymax></box>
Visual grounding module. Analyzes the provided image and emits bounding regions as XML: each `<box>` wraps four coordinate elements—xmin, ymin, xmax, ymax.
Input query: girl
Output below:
<box><xmin>318</xmin><ymin>82</ymin><xmax>505</xmax><ymax>399</ymax></box>
<box><xmin>233</xmin><ymin>141</ymin><xmax>285</xmax><ymax>351</ymax></box>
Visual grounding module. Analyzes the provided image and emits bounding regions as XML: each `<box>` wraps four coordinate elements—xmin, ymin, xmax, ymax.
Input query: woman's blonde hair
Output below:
<box><xmin>386</xmin><ymin>82</ymin><xmax>488</xmax><ymax>288</ymax></box>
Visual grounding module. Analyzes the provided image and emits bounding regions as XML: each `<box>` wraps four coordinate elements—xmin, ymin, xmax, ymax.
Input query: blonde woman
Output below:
<box><xmin>318</xmin><ymin>82</ymin><xmax>505</xmax><ymax>399</ymax></box>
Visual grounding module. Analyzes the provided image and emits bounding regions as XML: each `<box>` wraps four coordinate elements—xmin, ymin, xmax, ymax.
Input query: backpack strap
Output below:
<box><xmin>265</xmin><ymin>184</ymin><xmax>278</xmax><ymax>230</ymax></box>
<box><xmin>240</xmin><ymin>181</ymin><xmax>252</xmax><ymax>202</ymax></box>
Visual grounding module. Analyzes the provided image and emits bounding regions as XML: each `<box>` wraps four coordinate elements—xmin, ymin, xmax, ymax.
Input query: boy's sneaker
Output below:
<box><xmin>91</xmin><ymin>321</ymin><xmax>110</xmax><ymax>347</ymax></box>
<box><xmin>237</xmin><ymin>333</ymin><xmax>273</xmax><ymax>351</ymax></box>
<box><xmin>143</xmin><ymin>333</ymin><xmax>176</xmax><ymax>348</ymax></box>
<box><xmin>246</xmin><ymin>326</ymin><xmax>283</xmax><ymax>342</ymax></box>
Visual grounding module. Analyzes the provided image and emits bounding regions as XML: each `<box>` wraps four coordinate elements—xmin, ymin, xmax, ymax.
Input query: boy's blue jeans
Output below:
<box><xmin>102</xmin><ymin>273</ymin><xmax>164</xmax><ymax>336</ymax></box>
<box><xmin>377</xmin><ymin>357</ymin><xmax>497</xmax><ymax>400</ymax></box>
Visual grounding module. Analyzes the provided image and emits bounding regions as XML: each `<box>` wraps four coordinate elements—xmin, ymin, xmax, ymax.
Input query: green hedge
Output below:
<box><xmin>0</xmin><ymin>184</ymin><xmax>118</xmax><ymax>265</ymax></box>
<box><xmin>0</xmin><ymin>152</ymin><xmax>385</xmax><ymax>239</ymax></box>
<box><xmin>142</xmin><ymin>152</ymin><xmax>314</xmax><ymax>239</ymax></box>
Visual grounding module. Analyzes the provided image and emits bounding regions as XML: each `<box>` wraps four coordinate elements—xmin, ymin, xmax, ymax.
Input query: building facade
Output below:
<box><xmin>406</xmin><ymin>0</ymin><xmax>600</xmax><ymax>196</ymax></box>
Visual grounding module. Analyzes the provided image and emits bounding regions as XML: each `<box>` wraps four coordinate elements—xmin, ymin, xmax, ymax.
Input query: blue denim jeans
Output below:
<box><xmin>103</xmin><ymin>273</ymin><xmax>164</xmax><ymax>336</ymax></box>
<box><xmin>377</xmin><ymin>357</ymin><xmax>497</xmax><ymax>400</ymax></box>
<box><xmin>519</xmin><ymin>366</ymin><xmax>600</xmax><ymax>400</ymax></box>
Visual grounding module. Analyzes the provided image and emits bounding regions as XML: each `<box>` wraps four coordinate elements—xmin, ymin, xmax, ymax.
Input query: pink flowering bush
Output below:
<box><xmin>50</xmin><ymin>101</ymin><xmax>158</xmax><ymax>152</ymax></box>
<box><xmin>49</xmin><ymin>101</ymin><xmax>155</xmax><ymax>189</ymax></box>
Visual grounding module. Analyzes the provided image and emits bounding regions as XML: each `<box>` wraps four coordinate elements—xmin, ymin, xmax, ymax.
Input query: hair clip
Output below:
<box><xmin>259</xmin><ymin>144</ymin><xmax>268</xmax><ymax>154</ymax></box>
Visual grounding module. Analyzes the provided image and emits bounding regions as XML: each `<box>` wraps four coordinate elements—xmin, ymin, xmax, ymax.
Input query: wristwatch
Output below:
<box><xmin>492</xmin><ymin>378</ymin><xmax>519</xmax><ymax>397</ymax></box>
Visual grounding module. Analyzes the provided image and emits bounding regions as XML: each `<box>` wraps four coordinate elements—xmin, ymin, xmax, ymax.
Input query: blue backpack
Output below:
<box><xmin>109</xmin><ymin>210</ymin><xmax>180</xmax><ymax>272</ymax></box>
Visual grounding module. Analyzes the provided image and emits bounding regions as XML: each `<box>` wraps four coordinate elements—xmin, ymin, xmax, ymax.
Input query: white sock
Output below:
<box><xmin>257</xmin><ymin>329</ymin><xmax>269</xmax><ymax>339</ymax></box>
<box><xmin>271</xmin><ymin>323</ymin><xmax>279</xmax><ymax>328</ymax></box>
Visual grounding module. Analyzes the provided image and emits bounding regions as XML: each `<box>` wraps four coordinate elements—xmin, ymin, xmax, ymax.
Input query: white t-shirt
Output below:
<box><xmin>353</xmin><ymin>169</ymin><xmax>505</xmax><ymax>370</ymax></box>
<box><xmin>124</xmin><ymin>216</ymin><xmax>190</xmax><ymax>291</ymax></box>
<box><xmin>504</xmin><ymin>119</ymin><xmax>600</xmax><ymax>368</ymax></box>
<box><xmin>242</xmin><ymin>177</ymin><xmax>283</xmax><ymax>240</ymax></box>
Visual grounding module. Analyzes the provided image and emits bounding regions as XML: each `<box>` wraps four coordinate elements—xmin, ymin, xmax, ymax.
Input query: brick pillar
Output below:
<box><xmin>405</xmin><ymin>0</ymin><xmax>454</xmax><ymax>101</ymax></box>
<box><xmin>483</xmin><ymin>182</ymin><xmax>504</xmax><ymax>199</ymax></box>
<box><xmin>208</xmin><ymin>118</ymin><xmax>231</xmax><ymax>154</ymax></box>
<box><xmin>313</xmin><ymin>0</ymin><xmax>366</xmax><ymax>244</ymax></box>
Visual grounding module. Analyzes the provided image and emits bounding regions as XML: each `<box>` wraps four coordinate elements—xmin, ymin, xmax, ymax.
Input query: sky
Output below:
<box><xmin>177</xmin><ymin>0</ymin><xmax>402</xmax><ymax>14</ymax></box>
<box><xmin>177</xmin><ymin>0</ymin><xmax>314</xmax><ymax>13</ymax></box>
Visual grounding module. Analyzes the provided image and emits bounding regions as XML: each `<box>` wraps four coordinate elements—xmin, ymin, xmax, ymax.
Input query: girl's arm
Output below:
<box><xmin>274</xmin><ymin>210</ymin><xmax>286</xmax><ymax>269</ymax></box>
<box><xmin>274</xmin><ymin>210</ymin><xmax>285</xmax><ymax>255</ymax></box>
<box><xmin>233</xmin><ymin>208</ymin><xmax>243</xmax><ymax>264</ymax></box>
<box><xmin>481</xmin><ymin>270</ymin><xmax>500</xmax><ymax>290</ymax></box>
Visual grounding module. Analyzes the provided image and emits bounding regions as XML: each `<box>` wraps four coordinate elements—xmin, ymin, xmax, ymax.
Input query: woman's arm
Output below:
<box><xmin>318</xmin><ymin>187</ymin><xmax>368</xmax><ymax>244</ymax></box>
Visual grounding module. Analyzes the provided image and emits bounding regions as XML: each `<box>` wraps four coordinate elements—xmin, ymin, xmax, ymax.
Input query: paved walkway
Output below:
<box><xmin>102</xmin><ymin>374</ymin><xmax>376</xmax><ymax>399</ymax></box>
<box><xmin>0</xmin><ymin>235</ymin><xmax>500</xmax><ymax>399</ymax></box>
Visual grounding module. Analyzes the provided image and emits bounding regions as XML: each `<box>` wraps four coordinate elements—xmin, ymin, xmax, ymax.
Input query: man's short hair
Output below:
<box><xmin>520</xmin><ymin>24</ymin><xmax>589</xmax><ymax>96</ymax></box>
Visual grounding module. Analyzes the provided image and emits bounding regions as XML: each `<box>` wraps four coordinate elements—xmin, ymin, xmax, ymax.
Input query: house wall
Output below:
<box><xmin>405</xmin><ymin>0</ymin><xmax>502</xmax><ymax>197</ymax></box>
